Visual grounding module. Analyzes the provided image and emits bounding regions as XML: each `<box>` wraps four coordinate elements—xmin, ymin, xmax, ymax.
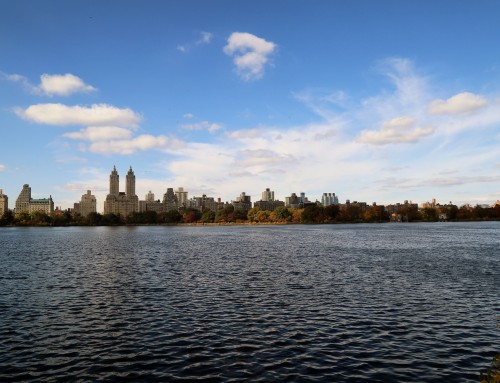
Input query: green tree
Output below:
<box><xmin>270</xmin><ymin>206</ymin><xmax>291</xmax><ymax>222</ymax></box>
<box><xmin>201</xmin><ymin>209</ymin><xmax>216</xmax><ymax>223</ymax></box>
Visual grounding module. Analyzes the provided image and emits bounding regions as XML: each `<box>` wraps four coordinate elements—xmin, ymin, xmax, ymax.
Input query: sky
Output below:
<box><xmin>1</xmin><ymin>0</ymin><xmax>500</xmax><ymax>211</ymax></box>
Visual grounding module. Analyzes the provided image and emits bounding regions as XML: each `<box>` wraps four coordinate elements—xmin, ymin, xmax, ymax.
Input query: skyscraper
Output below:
<box><xmin>0</xmin><ymin>189</ymin><xmax>8</xmax><ymax>215</ymax></box>
<box><xmin>104</xmin><ymin>166</ymin><xmax>139</xmax><ymax>216</ymax></box>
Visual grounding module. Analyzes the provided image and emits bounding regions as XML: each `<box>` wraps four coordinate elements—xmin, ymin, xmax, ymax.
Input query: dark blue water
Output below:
<box><xmin>0</xmin><ymin>222</ymin><xmax>498</xmax><ymax>382</ymax></box>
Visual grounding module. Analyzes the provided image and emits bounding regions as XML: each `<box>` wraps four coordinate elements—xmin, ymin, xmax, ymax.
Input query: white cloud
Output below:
<box><xmin>356</xmin><ymin>116</ymin><xmax>434</xmax><ymax>145</ymax></box>
<box><xmin>37</xmin><ymin>73</ymin><xmax>96</xmax><ymax>96</ymax></box>
<box><xmin>15</xmin><ymin>103</ymin><xmax>141</xmax><ymax>128</ymax></box>
<box><xmin>223</xmin><ymin>32</ymin><xmax>277</xmax><ymax>81</ymax></box>
<box><xmin>0</xmin><ymin>164</ymin><xmax>5</xmax><ymax>171</ymax></box>
<box><xmin>428</xmin><ymin>92</ymin><xmax>487</xmax><ymax>115</ymax></box>
<box><xmin>63</xmin><ymin>126</ymin><xmax>133</xmax><ymax>141</ymax></box>
<box><xmin>88</xmin><ymin>135</ymin><xmax>184</xmax><ymax>155</ymax></box>
<box><xmin>180</xmin><ymin>121</ymin><xmax>222</xmax><ymax>133</ymax></box>
<box><xmin>3</xmin><ymin>72</ymin><xmax>96</xmax><ymax>96</ymax></box>
<box><xmin>183</xmin><ymin>113</ymin><xmax>194</xmax><ymax>119</ymax></box>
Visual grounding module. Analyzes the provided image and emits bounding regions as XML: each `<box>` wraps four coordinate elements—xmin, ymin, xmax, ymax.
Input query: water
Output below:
<box><xmin>0</xmin><ymin>222</ymin><xmax>498</xmax><ymax>382</ymax></box>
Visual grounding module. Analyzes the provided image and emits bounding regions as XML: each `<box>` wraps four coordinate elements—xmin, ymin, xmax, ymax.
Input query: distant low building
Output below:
<box><xmin>188</xmin><ymin>194</ymin><xmax>217</xmax><ymax>211</ymax></box>
<box><xmin>254</xmin><ymin>188</ymin><xmax>284</xmax><ymax>211</ymax></box>
<box><xmin>254</xmin><ymin>200</ymin><xmax>285</xmax><ymax>211</ymax></box>
<box><xmin>0</xmin><ymin>189</ymin><xmax>8</xmax><ymax>215</ymax></box>
<box><xmin>232</xmin><ymin>192</ymin><xmax>252</xmax><ymax>211</ymax></box>
<box><xmin>285</xmin><ymin>192</ymin><xmax>315</xmax><ymax>208</ymax></box>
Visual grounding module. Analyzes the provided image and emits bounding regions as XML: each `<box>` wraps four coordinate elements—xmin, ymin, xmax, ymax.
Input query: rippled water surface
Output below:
<box><xmin>0</xmin><ymin>222</ymin><xmax>499</xmax><ymax>382</ymax></box>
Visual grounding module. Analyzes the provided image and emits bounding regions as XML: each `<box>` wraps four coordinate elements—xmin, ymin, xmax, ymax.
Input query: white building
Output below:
<box><xmin>321</xmin><ymin>192</ymin><xmax>339</xmax><ymax>206</ymax></box>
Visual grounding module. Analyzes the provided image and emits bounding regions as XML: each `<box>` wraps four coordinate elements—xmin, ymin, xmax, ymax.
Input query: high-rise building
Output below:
<box><xmin>0</xmin><ymin>189</ymin><xmax>8</xmax><ymax>215</ymax></box>
<box><xmin>321</xmin><ymin>193</ymin><xmax>339</xmax><ymax>206</ymax></box>
<box><xmin>255</xmin><ymin>188</ymin><xmax>284</xmax><ymax>211</ymax></box>
<box><xmin>104</xmin><ymin>166</ymin><xmax>139</xmax><ymax>216</ymax></box>
<box><xmin>262</xmin><ymin>188</ymin><xmax>275</xmax><ymax>202</ymax></box>
<box><xmin>163</xmin><ymin>188</ymin><xmax>178</xmax><ymax>211</ymax></box>
<box><xmin>175</xmin><ymin>187</ymin><xmax>188</xmax><ymax>207</ymax></box>
<box><xmin>109</xmin><ymin>166</ymin><xmax>119</xmax><ymax>196</ymax></box>
<box><xmin>74</xmin><ymin>190</ymin><xmax>97</xmax><ymax>217</ymax></box>
<box><xmin>145</xmin><ymin>191</ymin><xmax>155</xmax><ymax>202</ymax></box>
<box><xmin>14</xmin><ymin>184</ymin><xmax>54</xmax><ymax>215</ymax></box>
<box><xmin>15</xmin><ymin>184</ymin><xmax>31</xmax><ymax>213</ymax></box>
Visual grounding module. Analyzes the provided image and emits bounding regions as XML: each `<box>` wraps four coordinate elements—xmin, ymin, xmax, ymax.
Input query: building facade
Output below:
<box><xmin>104</xmin><ymin>166</ymin><xmax>139</xmax><ymax>216</ymax></box>
<box><xmin>74</xmin><ymin>190</ymin><xmax>97</xmax><ymax>217</ymax></box>
<box><xmin>175</xmin><ymin>187</ymin><xmax>188</xmax><ymax>207</ymax></box>
<box><xmin>14</xmin><ymin>184</ymin><xmax>54</xmax><ymax>215</ymax></box>
<box><xmin>254</xmin><ymin>188</ymin><xmax>284</xmax><ymax>211</ymax></box>
<box><xmin>232</xmin><ymin>192</ymin><xmax>252</xmax><ymax>211</ymax></box>
<box><xmin>0</xmin><ymin>189</ymin><xmax>8</xmax><ymax>215</ymax></box>
<box><xmin>321</xmin><ymin>192</ymin><xmax>339</xmax><ymax>206</ymax></box>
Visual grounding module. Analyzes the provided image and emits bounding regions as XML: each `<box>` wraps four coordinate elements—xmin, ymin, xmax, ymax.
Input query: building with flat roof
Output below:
<box><xmin>74</xmin><ymin>190</ymin><xmax>97</xmax><ymax>217</ymax></box>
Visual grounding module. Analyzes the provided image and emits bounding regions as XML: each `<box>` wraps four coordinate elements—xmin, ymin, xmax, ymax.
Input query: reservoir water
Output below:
<box><xmin>0</xmin><ymin>222</ymin><xmax>498</xmax><ymax>382</ymax></box>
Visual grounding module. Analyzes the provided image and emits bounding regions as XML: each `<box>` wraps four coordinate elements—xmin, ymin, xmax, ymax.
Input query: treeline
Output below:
<box><xmin>1</xmin><ymin>203</ymin><xmax>499</xmax><ymax>227</ymax></box>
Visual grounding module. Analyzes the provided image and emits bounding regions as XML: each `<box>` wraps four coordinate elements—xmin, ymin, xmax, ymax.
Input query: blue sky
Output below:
<box><xmin>1</xmin><ymin>0</ymin><xmax>500</xmax><ymax>211</ymax></box>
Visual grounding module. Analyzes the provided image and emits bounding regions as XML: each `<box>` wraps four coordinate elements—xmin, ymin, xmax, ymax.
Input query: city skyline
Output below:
<box><xmin>4</xmin><ymin>165</ymin><xmax>499</xmax><ymax>215</ymax></box>
<box><xmin>1</xmin><ymin>1</ymin><xmax>500</xmax><ymax>209</ymax></box>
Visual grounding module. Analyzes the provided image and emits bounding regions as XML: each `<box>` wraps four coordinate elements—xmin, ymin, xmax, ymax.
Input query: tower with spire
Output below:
<box><xmin>104</xmin><ymin>166</ymin><xmax>138</xmax><ymax>216</ymax></box>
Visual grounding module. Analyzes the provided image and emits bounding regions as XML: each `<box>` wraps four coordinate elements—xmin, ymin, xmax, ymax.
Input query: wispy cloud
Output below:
<box><xmin>179</xmin><ymin>121</ymin><xmax>222</xmax><ymax>133</ymax></box>
<box><xmin>177</xmin><ymin>31</ymin><xmax>213</xmax><ymax>53</ymax></box>
<box><xmin>0</xmin><ymin>164</ymin><xmax>5</xmax><ymax>171</ymax></box>
<box><xmin>88</xmin><ymin>135</ymin><xmax>184</xmax><ymax>155</ymax></box>
<box><xmin>197</xmin><ymin>31</ymin><xmax>213</xmax><ymax>45</ymax></box>
<box><xmin>63</xmin><ymin>126</ymin><xmax>134</xmax><ymax>141</ymax></box>
<box><xmin>223</xmin><ymin>32</ymin><xmax>277</xmax><ymax>81</ymax></box>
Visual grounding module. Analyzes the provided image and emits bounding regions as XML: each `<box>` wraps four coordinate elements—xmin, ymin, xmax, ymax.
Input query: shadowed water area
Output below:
<box><xmin>0</xmin><ymin>222</ymin><xmax>498</xmax><ymax>382</ymax></box>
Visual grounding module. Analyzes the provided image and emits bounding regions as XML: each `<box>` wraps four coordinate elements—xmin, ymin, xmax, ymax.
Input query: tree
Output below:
<box><xmin>270</xmin><ymin>206</ymin><xmax>291</xmax><ymax>223</ymax></box>
<box><xmin>419</xmin><ymin>208</ymin><xmax>437</xmax><ymax>222</ymax></box>
<box><xmin>86</xmin><ymin>212</ymin><xmax>102</xmax><ymax>226</ymax></box>
<box><xmin>0</xmin><ymin>210</ymin><xmax>15</xmax><ymax>226</ymax></box>
<box><xmin>182</xmin><ymin>208</ymin><xmax>201</xmax><ymax>223</ymax></box>
<box><xmin>324</xmin><ymin>205</ymin><xmax>339</xmax><ymax>222</ymax></box>
<box><xmin>201</xmin><ymin>209</ymin><xmax>216</xmax><ymax>223</ymax></box>
<box><xmin>362</xmin><ymin>205</ymin><xmax>388</xmax><ymax>222</ymax></box>
<box><xmin>301</xmin><ymin>205</ymin><xmax>326</xmax><ymax>223</ymax></box>
<box><xmin>159</xmin><ymin>210</ymin><xmax>182</xmax><ymax>224</ymax></box>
